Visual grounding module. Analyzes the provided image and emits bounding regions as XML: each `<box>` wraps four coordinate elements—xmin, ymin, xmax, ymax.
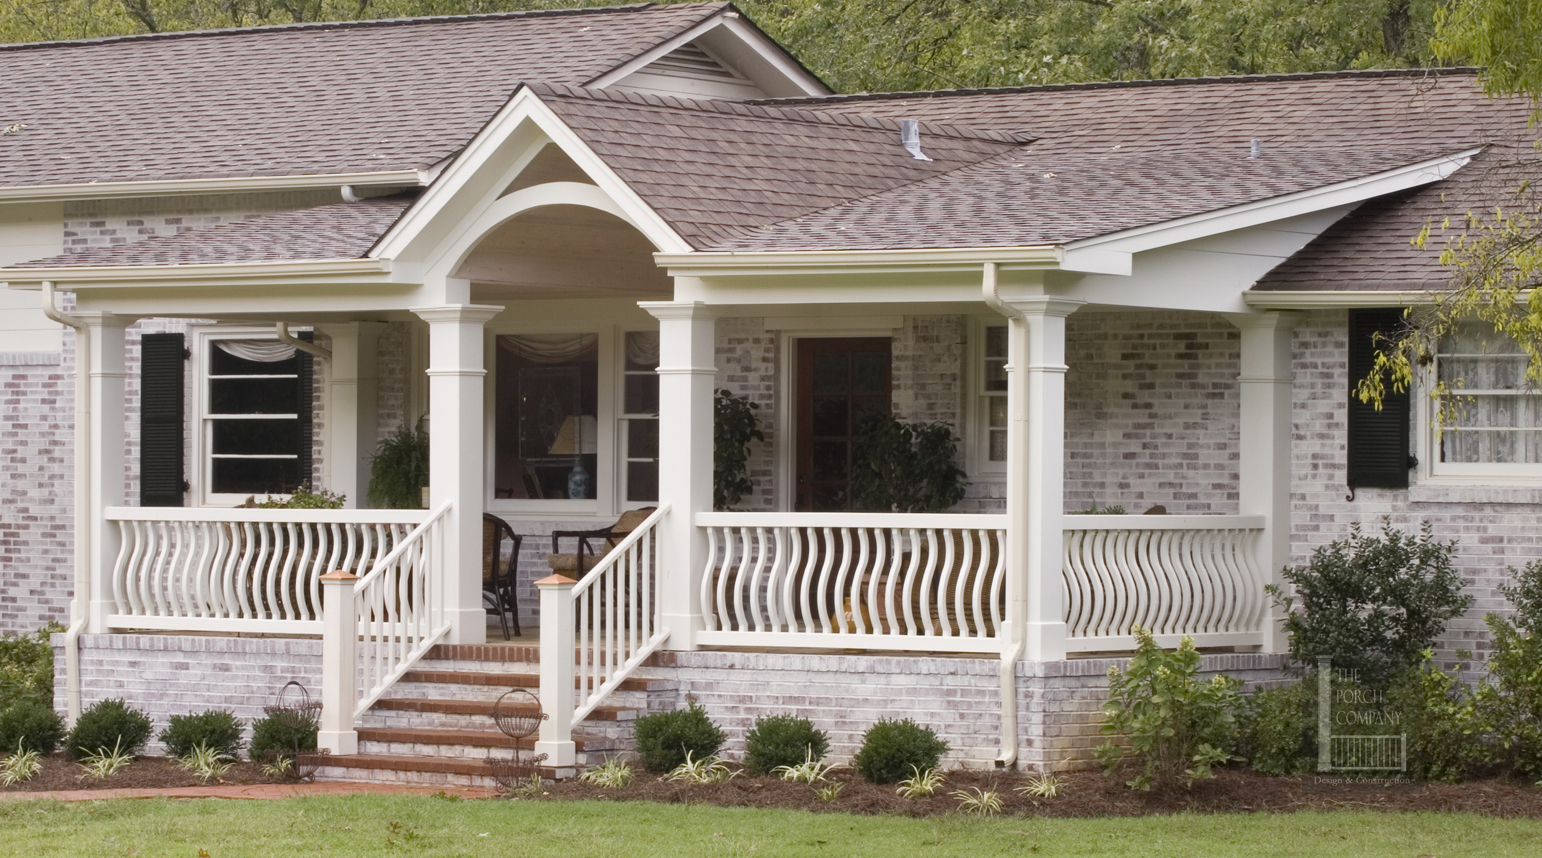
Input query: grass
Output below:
<box><xmin>0</xmin><ymin>797</ymin><xmax>1540</xmax><ymax>857</ymax></box>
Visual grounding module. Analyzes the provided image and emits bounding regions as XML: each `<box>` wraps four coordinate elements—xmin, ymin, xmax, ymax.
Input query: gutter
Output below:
<box><xmin>982</xmin><ymin>260</ymin><xmax>1025</xmax><ymax>768</ymax></box>
<box><xmin>275</xmin><ymin>322</ymin><xmax>332</xmax><ymax>362</ymax></box>
<box><xmin>40</xmin><ymin>282</ymin><xmax>88</xmax><ymax>725</ymax></box>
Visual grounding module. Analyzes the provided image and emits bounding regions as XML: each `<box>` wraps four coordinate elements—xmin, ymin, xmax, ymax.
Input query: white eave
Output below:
<box><xmin>654</xmin><ymin>246</ymin><xmax>1064</xmax><ymax>277</ymax></box>
<box><xmin>0</xmin><ymin>257</ymin><xmax>393</xmax><ymax>289</ymax></box>
<box><xmin>0</xmin><ymin>170</ymin><xmax>431</xmax><ymax>203</ymax></box>
<box><xmin>1244</xmin><ymin>288</ymin><xmax>1447</xmax><ymax>308</ymax></box>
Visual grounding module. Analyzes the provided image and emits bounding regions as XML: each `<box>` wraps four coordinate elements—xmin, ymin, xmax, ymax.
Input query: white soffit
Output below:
<box><xmin>585</xmin><ymin>10</ymin><xmax>829</xmax><ymax>98</ymax></box>
<box><xmin>1059</xmin><ymin>148</ymin><xmax>1479</xmax><ymax>276</ymax></box>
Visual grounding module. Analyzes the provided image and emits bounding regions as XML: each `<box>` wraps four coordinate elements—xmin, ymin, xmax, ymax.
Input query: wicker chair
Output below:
<box><xmin>483</xmin><ymin>513</ymin><xmax>522</xmax><ymax>639</ymax></box>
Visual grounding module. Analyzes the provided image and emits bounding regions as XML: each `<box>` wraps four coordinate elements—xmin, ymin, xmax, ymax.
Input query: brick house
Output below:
<box><xmin>2</xmin><ymin>3</ymin><xmax>1538</xmax><ymax>782</ymax></box>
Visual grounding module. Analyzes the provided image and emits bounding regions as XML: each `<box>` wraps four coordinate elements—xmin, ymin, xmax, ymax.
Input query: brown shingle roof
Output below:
<box><xmin>0</xmin><ymin>3</ymin><xmax>727</xmax><ymax>189</ymax></box>
<box><xmin>533</xmin><ymin>82</ymin><xmax>1027</xmax><ymax>248</ymax></box>
<box><xmin>11</xmin><ymin>197</ymin><xmax>413</xmax><ymax>267</ymax></box>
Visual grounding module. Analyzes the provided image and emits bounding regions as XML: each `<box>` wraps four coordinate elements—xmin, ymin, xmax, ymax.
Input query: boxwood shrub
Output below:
<box><xmin>0</xmin><ymin>699</ymin><xmax>66</xmax><ymax>756</ymax></box>
<box><xmin>852</xmin><ymin>718</ymin><xmax>949</xmax><ymax>784</ymax></box>
<box><xmin>65</xmin><ymin>698</ymin><xmax>152</xmax><ymax>760</ymax></box>
<box><xmin>159</xmin><ymin>709</ymin><xmax>244</xmax><ymax>760</ymax></box>
<box><xmin>633</xmin><ymin>699</ymin><xmax>725</xmax><ymax>773</ymax></box>
<box><xmin>743</xmin><ymin>713</ymin><xmax>829</xmax><ymax>775</ymax></box>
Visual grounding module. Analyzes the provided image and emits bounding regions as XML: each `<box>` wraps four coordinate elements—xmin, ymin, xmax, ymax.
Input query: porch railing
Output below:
<box><xmin>353</xmin><ymin>501</ymin><xmax>453</xmax><ymax>715</ymax></box>
<box><xmin>104</xmin><ymin>507</ymin><xmax>431</xmax><ymax>635</ymax></box>
<box><xmin>1062</xmin><ymin>514</ymin><xmax>1266</xmax><ymax>652</ymax></box>
<box><xmin>694</xmin><ymin>512</ymin><xmax>1010</xmax><ymax>654</ymax></box>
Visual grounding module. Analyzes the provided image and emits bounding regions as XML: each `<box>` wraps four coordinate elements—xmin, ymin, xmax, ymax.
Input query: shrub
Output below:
<box><xmin>1473</xmin><ymin>559</ymin><xmax>1542</xmax><ymax>780</ymax></box>
<box><xmin>851</xmin><ymin>415</ymin><xmax>968</xmax><ymax>513</ymax></box>
<box><xmin>159</xmin><ymin>710</ymin><xmax>244</xmax><ymax>760</ymax></box>
<box><xmin>852</xmin><ymin>718</ymin><xmax>949</xmax><ymax>784</ymax></box>
<box><xmin>632</xmin><ymin>699</ymin><xmax>725</xmax><ymax>773</ymax></box>
<box><xmin>256</xmin><ymin>483</ymin><xmax>345</xmax><ymax>509</ymax></box>
<box><xmin>65</xmin><ymin>698</ymin><xmax>152</xmax><ymax>760</ymax></box>
<box><xmin>713</xmin><ymin>389</ymin><xmax>764</xmax><ymax>510</ymax></box>
<box><xmin>0</xmin><ymin>622</ymin><xmax>62</xmax><ymax>707</ymax></box>
<box><xmin>248</xmin><ymin>714</ymin><xmax>317</xmax><ymax>761</ymax></box>
<box><xmin>1271</xmin><ymin>519</ymin><xmax>1470</xmax><ymax>691</ymax></box>
<box><xmin>742</xmin><ymin>714</ymin><xmax>830</xmax><ymax>776</ymax></box>
<box><xmin>1095</xmin><ymin>627</ymin><xmax>1239</xmax><ymax>791</ymax></box>
<box><xmin>368</xmin><ymin>418</ymin><xmax>429</xmax><ymax>509</ymax></box>
<box><xmin>1388</xmin><ymin>653</ymin><xmax>1482</xmax><ymax>783</ymax></box>
<box><xmin>1238</xmin><ymin>679</ymin><xmax>1316</xmax><ymax>777</ymax></box>
<box><xmin>0</xmin><ymin>699</ymin><xmax>66</xmax><ymax>756</ymax></box>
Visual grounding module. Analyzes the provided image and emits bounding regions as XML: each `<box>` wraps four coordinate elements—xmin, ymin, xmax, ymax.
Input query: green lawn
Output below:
<box><xmin>1</xmin><ymin>796</ymin><xmax>1537</xmax><ymax>857</ymax></box>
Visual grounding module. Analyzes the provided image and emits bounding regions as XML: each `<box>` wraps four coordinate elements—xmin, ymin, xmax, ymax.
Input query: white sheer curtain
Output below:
<box><xmin>497</xmin><ymin>333</ymin><xmax>598</xmax><ymax>364</ymax></box>
<box><xmin>214</xmin><ymin>339</ymin><xmax>297</xmax><ymax>363</ymax></box>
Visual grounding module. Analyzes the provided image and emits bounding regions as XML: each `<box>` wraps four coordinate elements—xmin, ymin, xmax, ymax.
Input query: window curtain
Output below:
<box><xmin>626</xmin><ymin>331</ymin><xmax>659</xmax><ymax>368</ymax></box>
<box><xmin>215</xmin><ymin>339</ymin><xmax>298</xmax><ymax>363</ymax></box>
<box><xmin>498</xmin><ymin>333</ymin><xmax>599</xmax><ymax>364</ymax></box>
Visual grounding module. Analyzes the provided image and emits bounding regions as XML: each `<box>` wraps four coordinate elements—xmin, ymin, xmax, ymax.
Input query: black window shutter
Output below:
<box><xmin>140</xmin><ymin>333</ymin><xmax>186</xmax><ymax>506</ymax></box>
<box><xmin>297</xmin><ymin>331</ymin><xmax>314</xmax><ymax>490</ymax></box>
<box><xmin>1346</xmin><ymin>308</ymin><xmax>1412</xmax><ymax>490</ymax></box>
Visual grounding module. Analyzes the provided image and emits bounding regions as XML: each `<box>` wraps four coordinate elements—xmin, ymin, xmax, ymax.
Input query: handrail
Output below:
<box><xmin>105</xmin><ymin>506</ymin><xmax>431</xmax><ymax>524</ymax></box>
<box><xmin>571</xmin><ymin>504</ymin><xmax>670</xmax><ymax>599</ymax></box>
<box><xmin>696</xmin><ymin>511</ymin><xmax>1006</xmax><ymax>529</ymax></box>
<box><xmin>355</xmin><ymin>501</ymin><xmax>451</xmax><ymax>590</ymax></box>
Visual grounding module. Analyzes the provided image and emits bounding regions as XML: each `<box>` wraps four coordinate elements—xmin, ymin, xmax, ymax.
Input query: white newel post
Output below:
<box><xmin>640</xmin><ymin>300</ymin><xmax>715</xmax><ymax>651</ymax></box>
<box><xmin>535</xmin><ymin>574</ymin><xmax>577</xmax><ymax>768</ymax></box>
<box><xmin>319</xmin><ymin>569</ymin><xmax>359</xmax><ymax>755</ymax></box>
<box><xmin>80</xmin><ymin>313</ymin><xmax>128</xmax><ymax>634</ymax></box>
<box><xmin>1230</xmin><ymin>311</ymin><xmax>1300</xmax><ymax>653</ymax></box>
<box><xmin>1002</xmin><ymin>297</ymin><xmax>1082</xmax><ymax>662</ymax></box>
<box><xmin>413</xmin><ymin>304</ymin><xmax>503</xmax><ymax>644</ymax></box>
<box><xmin>318</xmin><ymin>322</ymin><xmax>384</xmax><ymax>508</ymax></box>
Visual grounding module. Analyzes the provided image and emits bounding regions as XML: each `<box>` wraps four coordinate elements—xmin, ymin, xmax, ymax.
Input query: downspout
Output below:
<box><xmin>275</xmin><ymin>322</ymin><xmax>332</xmax><ymax>362</ymax></box>
<box><xmin>982</xmin><ymin>262</ymin><xmax>1024</xmax><ymax>768</ymax></box>
<box><xmin>41</xmin><ymin>281</ymin><xmax>89</xmax><ymax>725</ymax></box>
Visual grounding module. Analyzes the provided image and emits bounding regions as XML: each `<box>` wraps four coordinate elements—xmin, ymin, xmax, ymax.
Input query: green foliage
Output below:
<box><xmin>1070</xmin><ymin>501</ymin><xmax>1127</xmax><ymax>515</ymax></box>
<box><xmin>1</xmin><ymin>742</ymin><xmax>43</xmax><ymax>786</ymax></box>
<box><xmin>78</xmin><ymin>737</ymin><xmax>134</xmax><ymax>779</ymax></box>
<box><xmin>1015</xmin><ymin>772</ymin><xmax>1065</xmax><ymax>799</ymax></box>
<box><xmin>1095</xmin><ymin>627</ymin><xmax>1239</xmax><ymax>791</ymax></box>
<box><xmin>631</xmin><ymin>700</ymin><xmax>725</xmax><ymax>774</ymax></box>
<box><xmin>0</xmin><ymin>699</ymin><xmax>65</xmax><ymax>757</ymax></box>
<box><xmin>851</xmin><ymin>718</ymin><xmax>949</xmax><ymax>784</ymax></box>
<box><xmin>662</xmin><ymin>751</ymin><xmax>737</xmax><ymax>784</ymax></box>
<box><xmin>158</xmin><ymin>710</ymin><xmax>244</xmax><ymax>760</ymax></box>
<box><xmin>1471</xmin><ymin>559</ymin><xmax>1542</xmax><ymax>780</ymax></box>
<box><xmin>1237</xmin><ymin>679</ymin><xmax>1317</xmax><ymax>777</ymax></box>
<box><xmin>367</xmin><ymin>418</ymin><xmax>429</xmax><ymax>509</ymax></box>
<box><xmin>65</xmin><ymin>698</ymin><xmax>152</xmax><ymax>760</ymax></box>
<box><xmin>895</xmin><ymin>765</ymin><xmax>945</xmax><ymax>798</ymax></box>
<box><xmin>1433</xmin><ymin>0</ymin><xmax>1542</xmax><ymax>108</ymax></box>
<box><xmin>177</xmin><ymin>743</ymin><xmax>236</xmax><ymax>782</ymax></box>
<box><xmin>248</xmin><ymin>714</ymin><xmax>317</xmax><ymax>761</ymax></box>
<box><xmin>851</xmin><ymin>415</ymin><xmax>967</xmax><ymax>513</ymax></box>
<box><xmin>1388</xmin><ymin>654</ymin><xmax>1482</xmax><ymax>783</ymax></box>
<box><xmin>951</xmin><ymin>786</ymin><xmax>1002</xmax><ymax>816</ymax></box>
<box><xmin>771</xmin><ymin>750</ymin><xmax>836</xmax><ymax>784</ymax></box>
<box><xmin>255</xmin><ymin>483</ymin><xmax>345</xmax><ymax>509</ymax></box>
<box><xmin>742</xmin><ymin>713</ymin><xmax>829</xmax><ymax>776</ymax></box>
<box><xmin>713</xmin><ymin>389</ymin><xmax>764</xmax><ymax>510</ymax></box>
<box><xmin>1271</xmin><ymin>519</ymin><xmax>1470</xmax><ymax>691</ymax></box>
<box><xmin>577</xmin><ymin>756</ymin><xmax>634</xmax><ymax>788</ymax></box>
<box><xmin>0</xmin><ymin>622</ymin><xmax>61</xmax><ymax>707</ymax></box>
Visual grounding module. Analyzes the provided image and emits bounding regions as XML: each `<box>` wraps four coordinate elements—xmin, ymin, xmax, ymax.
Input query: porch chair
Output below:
<box><xmin>483</xmin><ymin>513</ymin><xmax>523</xmax><ymax>640</ymax></box>
<box><xmin>545</xmin><ymin>507</ymin><xmax>658</xmax><ymax>577</ymax></box>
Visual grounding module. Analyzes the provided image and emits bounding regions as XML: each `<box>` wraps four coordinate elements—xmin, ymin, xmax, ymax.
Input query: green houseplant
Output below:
<box><xmin>851</xmin><ymin>414</ymin><xmax>967</xmax><ymax>513</ymax></box>
<box><xmin>367</xmin><ymin>418</ymin><xmax>430</xmax><ymax>509</ymax></box>
<box><xmin>714</xmin><ymin>389</ymin><xmax>764</xmax><ymax>510</ymax></box>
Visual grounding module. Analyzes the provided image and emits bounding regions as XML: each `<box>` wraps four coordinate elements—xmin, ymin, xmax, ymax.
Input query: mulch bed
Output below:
<box><xmin>1</xmin><ymin>755</ymin><xmax>273</xmax><ymax>793</ymax></box>
<box><xmin>533</xmin><ymin>767</ymin><xmax>1542</xmax><ymax>818</ymax></box>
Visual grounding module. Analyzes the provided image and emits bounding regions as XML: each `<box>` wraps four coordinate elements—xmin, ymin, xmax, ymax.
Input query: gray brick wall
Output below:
<box><xmin>53</xmin><ymin>633</ymin><xmax>322</xmax><ymax>756</ymax></box>
<box><xmin>0</xmin><ymin>349</ymin><xmax>72</xmax><ymax>632</ymax></box>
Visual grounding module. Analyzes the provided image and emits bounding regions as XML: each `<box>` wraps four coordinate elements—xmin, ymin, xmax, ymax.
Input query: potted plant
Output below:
<box><xmin>367</xmin><ymin>418</ymin><xmax>429</xmax><ymax>509</ymax></box>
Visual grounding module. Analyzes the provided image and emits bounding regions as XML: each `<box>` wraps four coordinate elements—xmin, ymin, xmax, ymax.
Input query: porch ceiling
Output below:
<box><xmin>458</xmin><ymin>204</ymin><xmax>671</xmax><ymax>301</ymax></box>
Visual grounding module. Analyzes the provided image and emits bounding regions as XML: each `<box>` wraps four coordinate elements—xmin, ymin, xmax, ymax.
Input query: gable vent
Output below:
<box><xmin>646</xmin><ymin>43</ymin><xmax>747</xmax><ymax>82</ymax></box>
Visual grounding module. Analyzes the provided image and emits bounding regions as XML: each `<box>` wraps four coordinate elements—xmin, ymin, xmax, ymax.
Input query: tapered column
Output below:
<box><xmin>318</xmin><ymin>322</ymin><xmax>384</xmax><ymax>507</ymax></box>
<box><xmin>1229</xmin><ymin>311</ymin><xmax>1301</xmax><ymax>653</ymax></box>
<box><xmin>78</xmin><ymin>313</ymin><xmax>129</xmax><ymax>634</ymax></box>
<box><xmin>640</xmin><ymin>300</ymin><xmax>715</xmax><ymax>651</ymax></box>
<box><xmin>1001</xmin><ymin>298</ymin><xmax>1082</xmax><ymax>662</ymax></box>
<box><xmin>412</xmin><ymin>304</ymin><xmax>502</xmax><ymax>644</ymax></box>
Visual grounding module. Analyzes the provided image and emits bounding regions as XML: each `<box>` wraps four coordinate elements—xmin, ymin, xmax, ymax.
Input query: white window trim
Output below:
<box><xmin>1413</xmin><ymin>360</ymin><xmax>1542</xmax><ymax>485</ymax></box>
<box><xmin>483</xmin><ymin>321</ymin><xmax>660</xmax><ymax>521</ymax></box>
<box><xmin>616</xmin><ymin>327</ymin><xmax>661</xmax><ymax>511</ymax></box>
<box><xmin>968</xmin><ymin>315</ymin><xmax>1009</xmax><ymax>478</ymax></box>
<box><xmin>190</xmin><ymin>325</ymin><xmax>312</xmax><ymax>507</ymax></box>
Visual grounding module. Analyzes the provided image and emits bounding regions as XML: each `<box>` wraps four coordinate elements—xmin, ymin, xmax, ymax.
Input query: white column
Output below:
<box><xmin>640</xmin><ymin>300</ymin><xmax>715</xmax><ymax>651</ymax></box>
<box><xmin>318</xmin><ymin>569</ymin><xmax>359</xmax><ymax>755</ymax></box>
<box><xmin>535</xmin><ymin>573</ymin><xmax>577</xmax><ymax>771</ymax></box>
<box><xmin>78</xmin><ymin>313</ymin><xmax>129</xmax><ymax>635</ymax></box>
<box><xmin>412</xmin><ymin>304</ymin><xmax>502</xmax><ymax>644</ymax></box>
<box><xmin>1001</xmin><ymin>297</ymin><xmax>1082</xmax><ymax>662</ymax></box>
<box><xmin>318</xmin><ymin>322</ymin><xmax>384</xmax><ymax>508</ymax></box>
<box><xmin>1229</xmin><ymin>311</ymin><xmax>1301</xmax><ymax>653</ymax></box>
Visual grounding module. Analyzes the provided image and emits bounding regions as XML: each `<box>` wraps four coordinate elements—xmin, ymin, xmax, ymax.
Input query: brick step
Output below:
<box><xmin>400</xmin><ymin>669</ymin><xmax>666</xmax><ymax>693</ymax></box>
<box><xmin>371</xmin><ymin>696</ymin><xmax>638</xmax><ymax>721</ymax></box>
<box><xmin>355</xmin><ymin>726</ymin><xmax>602</xmax><ymax>753</ymax></box>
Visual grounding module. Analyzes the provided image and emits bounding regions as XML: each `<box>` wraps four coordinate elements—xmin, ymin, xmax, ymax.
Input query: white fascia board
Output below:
<box><xmin>0</xmin><ymin>170</ymin><xmax>428</xmax><ymax>204</ymax></box>
<box><xmin>1060</xmin><ymin>148</ymin><xmax>1479</xmax><ymax>273</ymax></box>
<box><xmin>584</xmin><ymin>10</ymin><xmax>829</xmax><ymax>97</ymax></box>
<box><xmin>0</xmin><ymin>258</ymin><xmax>391</xmax><ymax>289</ymax></box>
<box><xmin>371</xmin><ymin>86</ymin><xmax>692</xmax><ymax>267</ymax></box>
<box><xmin>656</xmin><ymin>245</ymin><xmax>1063</xmax><ymax>277</ymax></box>
<box><xmin>1243</xmin><ymin>289</ymin><xmax>1447</xmax><ymax>309</ymax></box>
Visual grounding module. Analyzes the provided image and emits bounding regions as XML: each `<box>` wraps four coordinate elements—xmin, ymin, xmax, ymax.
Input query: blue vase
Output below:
<box><xmin>567</xmin><ymin>463</ymin><xmax>591</xmax><ymax>499</ymax></box>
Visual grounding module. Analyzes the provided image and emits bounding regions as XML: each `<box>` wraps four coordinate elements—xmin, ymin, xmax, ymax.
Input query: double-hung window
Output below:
<box><xmin>1429</xmin><ymin>325</ymin><xmax>1542</xmax><ymax>477</ymax></box>
<box><xmin>197</xmin><ymin>330</ymin><xmax>313</xmax><ymax>503</ymax></box>
<box><xmin>974</xmin><ymin>322</ymin><xmax>1009</xmax><ymax>472</ymax></box>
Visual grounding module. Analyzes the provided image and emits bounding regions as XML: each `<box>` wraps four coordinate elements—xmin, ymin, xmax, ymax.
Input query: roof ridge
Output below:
<box><xmin>753</xmin><ymin>66</ymin><xmax>1485</xmax><ymax>106</ymax></box>
<box><xmin>530</xmin><ymin>82</ymin><xmax>1032</xmax><ymax>144</ymax></box>
<box><xmin>0</xmin><ymin>3</ymin><xmax>724</xmax><ymax>53</ymax></box>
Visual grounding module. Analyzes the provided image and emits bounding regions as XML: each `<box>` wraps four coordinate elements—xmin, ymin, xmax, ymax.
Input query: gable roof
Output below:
<box><xmin>0</xmin><ymin>3</ymin><xmax>729</xmax><ymax>190</ymax></box>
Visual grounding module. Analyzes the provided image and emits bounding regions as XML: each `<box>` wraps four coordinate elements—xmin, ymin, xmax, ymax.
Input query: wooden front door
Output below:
<box><xmin>795</xmin><ymin>337</ymin><xmax>892</xmax><ymax>511</ymax></box>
